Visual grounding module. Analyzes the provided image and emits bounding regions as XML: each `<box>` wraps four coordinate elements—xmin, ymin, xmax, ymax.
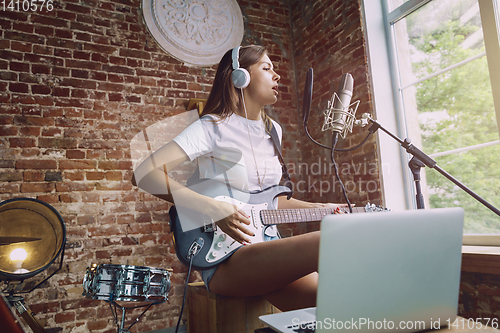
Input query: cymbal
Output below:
<box><xmin>0</xmin><ymin>237</ymin><xmax>42</xmax><ymax>246</ymax></box>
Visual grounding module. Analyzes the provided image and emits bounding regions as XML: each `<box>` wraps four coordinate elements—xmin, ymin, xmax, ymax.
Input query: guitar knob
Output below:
<box><xmin>219</xmin><ymin>234</ymin><xmax>227</xmax><ymax>242</ymax></box>
<box><xmin>214</xmin><ymin>242</ymin><xmax>223</xmax><ymax>250</ymax></box>
<box><xmin>209</xmin><ymin>252</ymin><xmax>217</xmax><ymax>259</ymax></box>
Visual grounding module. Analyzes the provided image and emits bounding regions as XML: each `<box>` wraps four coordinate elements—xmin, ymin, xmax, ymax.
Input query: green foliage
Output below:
<box><xmin>409</xmin><ymin>17</ymin><xmax>500</xmax><ymax>233</ymax></box>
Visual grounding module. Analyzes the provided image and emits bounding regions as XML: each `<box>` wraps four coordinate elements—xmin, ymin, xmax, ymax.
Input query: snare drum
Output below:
<box><xmin>83</xmin><ymin>264</ymin><xmax>171</xmax><ymax>302</ymax></box>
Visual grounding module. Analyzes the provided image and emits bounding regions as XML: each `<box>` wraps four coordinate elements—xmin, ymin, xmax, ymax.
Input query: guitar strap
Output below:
<box><xmin>269</xmin><ymin>122</ymin><xmax>294</xmax><ymax>198</ymax></box>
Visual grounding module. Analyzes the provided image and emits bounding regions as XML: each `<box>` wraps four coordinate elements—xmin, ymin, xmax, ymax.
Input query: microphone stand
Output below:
<box><xmin>366</xmin><ymin>116</ymin><xmax>500</xmax><ymax>216</ymax></box>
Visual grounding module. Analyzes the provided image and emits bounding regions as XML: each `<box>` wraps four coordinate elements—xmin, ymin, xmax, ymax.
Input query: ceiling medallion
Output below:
<box><xmin>142</xmin><ymin>0</ymin><xmax>244</xmax><ymax>66</ymax></box>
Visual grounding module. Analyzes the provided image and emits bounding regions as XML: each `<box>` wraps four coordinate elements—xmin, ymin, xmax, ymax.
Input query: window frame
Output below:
<box><xmin>361</xmin><ymin>0</ymin><xmax>500</xmax><ymax>245</ymax></box>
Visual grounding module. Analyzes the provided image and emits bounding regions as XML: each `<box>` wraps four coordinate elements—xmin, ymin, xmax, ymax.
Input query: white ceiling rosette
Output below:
<box><xmin>142</xmin><ymin>0</ymin><xmax>244</xmax><ymax>66</ymax></box>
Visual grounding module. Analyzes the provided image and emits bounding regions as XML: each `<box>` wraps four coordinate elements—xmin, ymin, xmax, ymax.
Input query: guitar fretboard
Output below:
<box><xmin>260</xmin><ymin>206</ymin><xmax>367</xmax><ymax>225</ymax></box>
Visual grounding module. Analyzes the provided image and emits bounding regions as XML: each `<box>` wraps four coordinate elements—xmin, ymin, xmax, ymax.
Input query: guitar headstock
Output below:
<box><xmin>363</xmin><ymin>203</ymin><xmax>390</xmax><ymax>213</ymax></box>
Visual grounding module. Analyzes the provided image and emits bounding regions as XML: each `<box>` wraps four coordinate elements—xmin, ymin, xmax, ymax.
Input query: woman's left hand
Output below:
<box><xmin>310</xmin><ymin>202</ymin><xmax>350</xmax><ymax>213</ymax></box>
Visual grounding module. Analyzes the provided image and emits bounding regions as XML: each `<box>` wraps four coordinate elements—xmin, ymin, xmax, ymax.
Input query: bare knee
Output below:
<box><xmin>263</xmin><ymin>272</ymin><xmax>318</xmax><ymax>311</ymax></box>
<box><xmin>207</xmin><ymin>232</ymin><xmax>321</xmax><ymax>298</ymax></box>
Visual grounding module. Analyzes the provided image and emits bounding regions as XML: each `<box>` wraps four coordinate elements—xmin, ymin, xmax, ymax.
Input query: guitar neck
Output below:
<box><xmin>260</xmin><ymin>206</ymin><xmax>367</xmax><ymax>225</ymax></box>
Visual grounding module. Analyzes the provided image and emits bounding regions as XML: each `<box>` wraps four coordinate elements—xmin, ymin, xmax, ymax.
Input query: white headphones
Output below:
<box><xmin>231</xmin><ymin>46</ymin><xmax>250</xmax><ymax>89</ymax></box>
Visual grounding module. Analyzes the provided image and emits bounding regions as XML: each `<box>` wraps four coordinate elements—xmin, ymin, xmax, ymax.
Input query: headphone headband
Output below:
<box><xmin>232</xmin><ymin>46</ymin><xmax>241</xmax><ymax>70</ymax></box>
<box><xmin>231</xmin><ymin>46</ymin><xmax>250</xmax><ymax>89</ymax></box>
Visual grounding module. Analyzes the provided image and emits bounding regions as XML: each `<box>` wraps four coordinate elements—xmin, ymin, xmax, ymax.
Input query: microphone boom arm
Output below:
<box><xmin>366</xmin><ymin>116</ymin><xmax>500</xmax><ymax>217</ymax></box>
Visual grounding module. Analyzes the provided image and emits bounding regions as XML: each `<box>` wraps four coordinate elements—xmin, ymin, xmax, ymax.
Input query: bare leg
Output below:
<box><xmin>262</xmin><ymin>272</ymin><xmax>318</xmax><ymax>311</ymax></box>
<box><xmin>208</xmin><ymin>231</ymin><xmax>320</xmax><ymax>311</ymax></box>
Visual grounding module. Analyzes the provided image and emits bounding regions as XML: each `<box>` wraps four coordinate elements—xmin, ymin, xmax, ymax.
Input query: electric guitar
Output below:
<box><xmin>169</xmin><ymin>179</ymin><xmax>388</xmax><ymax>270</ymax></box>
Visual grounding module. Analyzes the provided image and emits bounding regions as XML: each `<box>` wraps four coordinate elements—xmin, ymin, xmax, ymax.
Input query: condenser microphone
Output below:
<box><xmin>322</xmin><ymin>73</ymin><xmax>359</xmax><ymax>139</ymax></box>
<box><xmin>331</xmin><ymin>73</ymin><xmax>353</xmax><ymax>133</ymax></box>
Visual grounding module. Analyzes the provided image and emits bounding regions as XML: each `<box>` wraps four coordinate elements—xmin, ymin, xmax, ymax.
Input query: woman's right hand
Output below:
<box><xmin>207</xmin><ymin>200</ymin><xmax>255</xmax><ymax>244</ymax></box>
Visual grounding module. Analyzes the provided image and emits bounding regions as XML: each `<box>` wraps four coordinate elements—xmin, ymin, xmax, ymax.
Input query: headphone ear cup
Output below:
<box><xmin>232</xmin><ymin>68</ymin><xmax>250</xmax><ymax>89</ymax></box>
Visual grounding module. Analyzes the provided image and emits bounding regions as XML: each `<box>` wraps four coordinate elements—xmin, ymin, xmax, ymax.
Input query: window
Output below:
<box><xmin>362</xmin><ymin>0</ymin><xmax>500</xmax><ymax>237</ymax></box>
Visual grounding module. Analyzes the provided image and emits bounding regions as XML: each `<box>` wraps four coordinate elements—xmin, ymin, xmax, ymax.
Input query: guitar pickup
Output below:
<box><xmin>203</xmin><ymin>222</ymin><xmax>217</xmax><ymax>232</ymax></box>
<box><xmin>202</xmin><ymin>215</ymin><xmax>217</xmax><ymax>232</ymax></box>
<box><xmin>204</xmin><ymin>224</ymin><xmax>216</xmax><ymax>232</ymax></box>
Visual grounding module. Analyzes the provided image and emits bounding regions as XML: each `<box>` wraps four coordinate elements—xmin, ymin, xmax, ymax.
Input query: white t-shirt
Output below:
<box><xmin>173</xmin><ymin>113</ymin><xmax>282</xmax><ymax>192</ymax></box>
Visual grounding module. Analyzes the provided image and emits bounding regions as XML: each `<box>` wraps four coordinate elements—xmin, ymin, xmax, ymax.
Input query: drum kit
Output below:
<box><xmin>82</xmin><ymin>263</ymin><xmax>172</xmax><ymax>333</ymax></box>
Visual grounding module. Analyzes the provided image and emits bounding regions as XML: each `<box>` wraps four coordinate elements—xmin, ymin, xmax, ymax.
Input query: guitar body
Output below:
<box><xmin>169</xmin><ymin>178</ymin><xmax>388</xmax><ymax>270</ymax></box>
<box><xmin>169</xmin><ymin>179</ymin><xmax>292</xmax><ymax>270</ymax></box>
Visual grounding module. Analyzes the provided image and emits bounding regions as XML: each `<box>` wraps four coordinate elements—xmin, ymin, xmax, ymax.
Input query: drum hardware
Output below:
<box><xmin>108</xmin><ymin>300</ymin><xmax>161</xmax><ymax>333</ymax></box>
<box><xmin>83</xmin><ymin>263</ymin><xmax>172</xmax><ymax>333</ymax></box>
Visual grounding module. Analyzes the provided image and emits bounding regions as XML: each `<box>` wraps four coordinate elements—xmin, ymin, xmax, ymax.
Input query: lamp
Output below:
<box><xmin>0</xmin><ymin>197</ymin><xmax>66</xmax><ymax>333</ymax></box>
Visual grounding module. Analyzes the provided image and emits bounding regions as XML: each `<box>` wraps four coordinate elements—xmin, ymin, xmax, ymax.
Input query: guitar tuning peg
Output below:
<box><xmin>364</xmin><ymin>202</ymin><xmax>374</xmax><ymax>212</ymax></box>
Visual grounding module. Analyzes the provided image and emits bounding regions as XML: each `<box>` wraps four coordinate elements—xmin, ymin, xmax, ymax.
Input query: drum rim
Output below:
<box><xmin>0</xmin><ymin>197</ymin><xmax>67</xmax><ymax>280</ymax></box>
<box><xmin>95</xmin><ymin>263</ymin><xmax>171</xmax><ymax>273</ymax></box>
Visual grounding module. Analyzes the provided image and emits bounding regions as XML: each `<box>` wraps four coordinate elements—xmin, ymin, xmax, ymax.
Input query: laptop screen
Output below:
<box><xmin>315</xmin><ymin>208</ymin><xmax>464</xmax><ymax>333</ymax></box>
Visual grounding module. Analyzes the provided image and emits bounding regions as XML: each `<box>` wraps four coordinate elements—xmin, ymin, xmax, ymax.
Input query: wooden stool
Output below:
<box><xmin>187</xmin><ymin>282</ymin><xmax>280</xmax><ymax>333</ymax></box>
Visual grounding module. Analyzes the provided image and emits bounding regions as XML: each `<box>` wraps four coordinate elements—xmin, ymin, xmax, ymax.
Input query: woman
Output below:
<box><xmin>132</xmin><ymin>45</ymin><xmax>346</xmax><ymax>311</ymax></box>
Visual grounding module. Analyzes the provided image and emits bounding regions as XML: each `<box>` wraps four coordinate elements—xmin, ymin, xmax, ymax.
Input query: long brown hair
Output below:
<box><xmin>200</xmin><ymin>45</ymin><xmax>274</xmax><ymax>132</ymax></box>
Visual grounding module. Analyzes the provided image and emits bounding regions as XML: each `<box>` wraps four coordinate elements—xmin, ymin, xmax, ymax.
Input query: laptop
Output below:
<box><xmin>260</xmin><ymin>207</ymin><xmax>464</xmax><ymax>333</ymax></box>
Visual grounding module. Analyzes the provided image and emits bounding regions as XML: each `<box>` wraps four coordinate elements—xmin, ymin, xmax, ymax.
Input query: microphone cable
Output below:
<box><xmin>304</xmin><ymin>120</ymin><xmax>374</xmax><ymax>152</ymax></box>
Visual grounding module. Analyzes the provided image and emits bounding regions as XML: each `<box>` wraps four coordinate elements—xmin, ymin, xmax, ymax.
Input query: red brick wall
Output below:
<box><xmin>290</xmin><ymin>0</ymin><xmax>381</xmax><ymax>206</ymax></box>
<box><xmin>285</xmin><ymin>0</ymin><xmax>382</xmax><ymax>237</ymax></box>
<box><xmin>459</xmin><ymin>272</ymin><xmax>500</xmax><ymax>325</ymax></box>
<box><xmin>0</xmin><ymin>0</ymin><xmax>382</xmax><ymax>332</ymax></box>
